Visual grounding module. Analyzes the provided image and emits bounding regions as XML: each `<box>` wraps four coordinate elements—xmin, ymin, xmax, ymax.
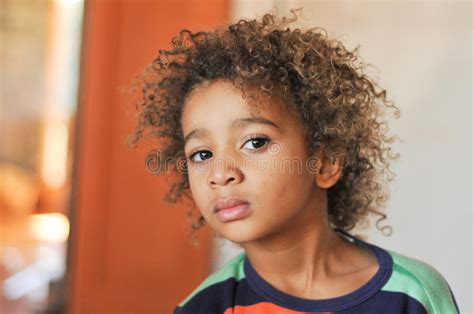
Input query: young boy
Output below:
<box><xmin>130</xmin><ymin>10</ymin><xmax>459</xmax><ymax>314</ymax></box>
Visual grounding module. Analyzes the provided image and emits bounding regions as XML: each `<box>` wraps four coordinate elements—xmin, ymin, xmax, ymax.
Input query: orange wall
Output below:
<box><xmin>68</xmin><ymin>1</ymin><xmax>229</xmax><ymax>313</ymax></box>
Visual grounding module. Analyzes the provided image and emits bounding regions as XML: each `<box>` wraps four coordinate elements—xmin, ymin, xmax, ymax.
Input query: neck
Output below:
<box><xmin>240</xmin><ymin>188</ymin><xmax>348</xmax><ymax>295</ymax></box>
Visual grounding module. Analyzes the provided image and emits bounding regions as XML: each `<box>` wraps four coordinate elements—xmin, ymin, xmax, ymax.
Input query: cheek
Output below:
<box><xmin>188</xmin><ymin>173</ymin><xmax>209</xmax><ymax>212</ymax></box>
<box><xmin>253</xmin><ymin>160</ymin><xmax>312</xmax><ymax>207</ymax></box>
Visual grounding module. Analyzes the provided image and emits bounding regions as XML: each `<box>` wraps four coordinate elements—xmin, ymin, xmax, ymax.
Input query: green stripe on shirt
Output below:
<box><xmin>382</xmin><ymin>250</ymin><xmax>458</xmax><ymax>314</ymax></box>
<box><xmin>178</xmin><ymin>252</ymin><xmax>246</xmax><ymax>307</ymax></box>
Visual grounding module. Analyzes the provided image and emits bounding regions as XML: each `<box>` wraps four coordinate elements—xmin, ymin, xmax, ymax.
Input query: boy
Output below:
<box><xmin>130</xmin><ymin>10</ymin><xmax>459</xmax><ymax>314</ymax></box>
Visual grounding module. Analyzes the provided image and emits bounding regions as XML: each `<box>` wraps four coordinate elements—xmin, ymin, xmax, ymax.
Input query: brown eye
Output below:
<box><xmin>189</xmin><ymin>150</ymin><xmax>212</xmax><ymax>163</ymax></box>
<box><xmin>243</xmin><ymin>137</ymin><xmax>270</xmax><ymax>151</ymax></box>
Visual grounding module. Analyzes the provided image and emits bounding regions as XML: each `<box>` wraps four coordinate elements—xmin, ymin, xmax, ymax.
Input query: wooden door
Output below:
<box><xmin>68</xmin><ymin>1</ymin><xmax>229</xmax><ymax>313</ymax></box>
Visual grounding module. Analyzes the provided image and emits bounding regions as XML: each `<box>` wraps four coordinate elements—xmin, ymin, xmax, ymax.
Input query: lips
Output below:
<box><xmin>214</xmin><ymin>197</ymin><xmax>249</xmax><ymax>212</ymax></box>
<box><xmin>214</xmin><ymin>197</ymin><xmax>252</xmax><ymax>223</ymax></box>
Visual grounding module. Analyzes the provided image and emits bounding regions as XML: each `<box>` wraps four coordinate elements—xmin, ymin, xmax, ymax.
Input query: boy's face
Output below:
<box><xmin>181</xmin><ymin>80</ymin><xmax>340</xmax><ymax>244</ymax></box>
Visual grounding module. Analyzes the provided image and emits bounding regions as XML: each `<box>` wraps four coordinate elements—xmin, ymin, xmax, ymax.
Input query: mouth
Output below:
<box><xmin>214</xmin><ymin>197</ymin><xmax>251</xmax><ymax>222</ymax></box>
<box><xmin>214</xmin><ymin>197</ymin><xmax>249</xmax><ymax>212</ymax></box>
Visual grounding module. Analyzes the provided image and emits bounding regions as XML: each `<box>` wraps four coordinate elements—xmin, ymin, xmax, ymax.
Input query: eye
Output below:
<box><xmin>187</xmin><ymin>135</ymin><xmax>271</xmax><ymax>164</ymax></box>
<box><xmin>188</xmin><ymin>150</ymin><xmax>212</xmax><ymax>163</ymax></box>
<box><xmin>242</xmin><ymin>135</ymin><xmax>270</xmax><ymax>151</ymax></box>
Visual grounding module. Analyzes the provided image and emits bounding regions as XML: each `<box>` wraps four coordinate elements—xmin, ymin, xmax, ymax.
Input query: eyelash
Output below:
<box><xmin>187</xmin><ymin>134</ymin><xmax>271</xmax><ymax>164</ymax></box>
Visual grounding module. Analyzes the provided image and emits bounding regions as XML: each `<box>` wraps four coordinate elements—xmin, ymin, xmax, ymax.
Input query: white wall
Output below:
<box><xmin>212</xmin><ymin>1</ymin><xmax>472</xmax><ymax>312</ymax></box>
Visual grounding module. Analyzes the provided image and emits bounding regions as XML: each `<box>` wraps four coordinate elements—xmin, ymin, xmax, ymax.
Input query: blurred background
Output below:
<box><xmin>0</xmin><ymin>0</ymin><xmax>471</xmax><ymax>313</ymax></box>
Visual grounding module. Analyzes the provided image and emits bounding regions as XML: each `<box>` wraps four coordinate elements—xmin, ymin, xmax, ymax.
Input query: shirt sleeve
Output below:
<box><xmin>385</xmin><ymin>250</ymin><xmax>460</xmax><ymax>314</ymax></box>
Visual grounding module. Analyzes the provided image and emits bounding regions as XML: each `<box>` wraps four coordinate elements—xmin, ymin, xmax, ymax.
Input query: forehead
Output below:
<box><xmin>181</xmin><ymin>80</ymin><xmax>295</xmax><ymax>135</ymax></box>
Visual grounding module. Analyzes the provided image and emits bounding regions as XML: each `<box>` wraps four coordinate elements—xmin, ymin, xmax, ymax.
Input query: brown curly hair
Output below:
<box><xmin>129</xmin><ymin>9</ymin><xmax>400</xmax><ymax>237</ymax></box>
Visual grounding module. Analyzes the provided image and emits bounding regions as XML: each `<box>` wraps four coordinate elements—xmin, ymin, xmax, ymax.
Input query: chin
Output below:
<box><xmin>222</xmin><ymin>233</ymin><xmax>256</xmax><ymax>244</ymax></box>
<box><xmin>214</xmin><ymin>221</ymin><xmax>268</xmax><ymax>244</ymax></box>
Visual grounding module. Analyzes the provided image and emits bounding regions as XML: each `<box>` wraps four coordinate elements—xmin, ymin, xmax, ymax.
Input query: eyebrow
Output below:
<box><xmin>184</xmin><ymin>117</ymin><xmax>281</xmax><ymax>145</ymax></box>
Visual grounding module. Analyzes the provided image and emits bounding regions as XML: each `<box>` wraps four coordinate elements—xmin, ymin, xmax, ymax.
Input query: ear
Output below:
<box><xmin>313</xmin><ymin>150</ymin><xmax>344</xmax><ymax>189</ymax></box>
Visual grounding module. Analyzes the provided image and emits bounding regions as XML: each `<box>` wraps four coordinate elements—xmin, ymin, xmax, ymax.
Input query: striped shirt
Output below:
<box><xmin>173</xmin><ymin>230</ymin><xmax>459</xmax><ymax>314</ymax></box>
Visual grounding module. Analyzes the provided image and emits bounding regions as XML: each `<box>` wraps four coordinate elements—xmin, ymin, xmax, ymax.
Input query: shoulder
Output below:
<box><xmin>173</xmin><ymin>252</ymin><xmax>246</xmax><ymax>314</ymax></box>
<box><xmin>382</xmin><ymin>249</ymin><xmax>459</xmax><ymax>314</ymax></box>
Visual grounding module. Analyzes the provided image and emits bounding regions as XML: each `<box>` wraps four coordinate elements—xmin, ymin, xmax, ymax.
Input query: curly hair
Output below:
<box><xmin>129</xmin><ymin>9</ymin><xmax>400</xmax><ymax>237</ymax></box>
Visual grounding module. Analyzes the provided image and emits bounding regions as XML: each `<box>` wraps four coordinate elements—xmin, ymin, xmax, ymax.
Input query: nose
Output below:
<box><xmin>208</xmin><ymin>157</ymin><xmax>244</xmax><ymax>188</ymax></box>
